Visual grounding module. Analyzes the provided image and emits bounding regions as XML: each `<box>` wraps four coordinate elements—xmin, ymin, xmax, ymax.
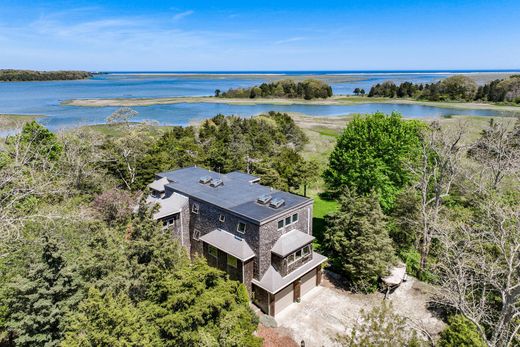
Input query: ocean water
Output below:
<box><xmin>0</xmin><ymin>71</ymin><xmax>518</xmax><ymax>131</ymax></box>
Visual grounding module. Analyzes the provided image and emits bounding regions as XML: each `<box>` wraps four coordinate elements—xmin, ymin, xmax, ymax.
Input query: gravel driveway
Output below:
<box><xmin>275</xmin><ymin>274</ymin><xmax>445</xmax><ymax>347</ymax></box>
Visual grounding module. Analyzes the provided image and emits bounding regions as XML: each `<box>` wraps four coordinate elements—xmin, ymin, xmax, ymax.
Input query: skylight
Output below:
<box><xmin>269</xmin><ymin>197</ymin><xmax>285</xmax><ymax>209</ymax></box>
<box><xmin>257</xmin><ymin>194</ymin><xmax>272</xmax><ymax>205</ymax></box>
<box><xmin>199</xmin><ymin>176</ymin><xmax>212</xmax><ymax>184</ymax></box>
<box><xmin>209</xmin><ymin>178</ymin><xmax>223</xmax><ymax>187</ymax></box>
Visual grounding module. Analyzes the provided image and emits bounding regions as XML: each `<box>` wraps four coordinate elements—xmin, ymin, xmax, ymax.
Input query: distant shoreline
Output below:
<box><xmin>62</xmin><ymin>95</ymin><xmax>520</xmax><ymax>112</ymax></box>
<box><xmin>0</xmin><ymin>114</ymin><xmax>44</xmax><ymax>130</ymax></box>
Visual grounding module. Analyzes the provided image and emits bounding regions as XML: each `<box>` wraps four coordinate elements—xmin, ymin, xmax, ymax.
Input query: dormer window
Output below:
<box><xmin>237</xmin><ymin>222</ymin><xmax>246</xmax><ymax>234</ymax></box>
<box><xmin>287</xmin><ymin>245</ymin><xmax>311</xmax><ymax>266</ymax></box>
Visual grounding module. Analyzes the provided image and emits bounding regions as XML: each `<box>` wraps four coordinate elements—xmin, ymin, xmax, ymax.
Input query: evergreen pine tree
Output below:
<box><xmin>6</xmin><ymin>234</ymin><xmax>81</xmax><ymax>346</ymax></box>
<box><xmin>323</xmin><ymin>191</ymin><xmax>396</xmax><ymax>292</ymax></box>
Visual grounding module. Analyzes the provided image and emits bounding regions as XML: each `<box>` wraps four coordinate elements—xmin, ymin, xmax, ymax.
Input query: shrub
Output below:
<box><xmin>438</xmin><ymin>315</ymin><xmax>486</xmax><ymax>347</ymax></box>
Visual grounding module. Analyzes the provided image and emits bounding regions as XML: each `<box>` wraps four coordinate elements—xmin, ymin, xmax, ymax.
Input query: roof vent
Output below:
<box><xmin>209</xmin><ymin>178</ymin><xmax>223</xmax><ymax>187</ymax></box>
<box><xmin>199</xmin><ymin>176</ymin><xmax>212</xmax><ymax>184</ymax></box>
<box><xmin>257</xmin><ymin>194</ymin><xmax>272</xmax><ymax>205</ymax></box>
<box><xmin>269</xmin><ymin>197</ymin><xmax>285</xmax><ymax>209</ymax></box>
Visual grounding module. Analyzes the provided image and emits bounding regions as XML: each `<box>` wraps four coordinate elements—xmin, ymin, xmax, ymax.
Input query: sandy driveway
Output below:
<box><xmin>275</xmin><ymin>274</ymin><xmax>445</xmax><ymax>347</ymax></box>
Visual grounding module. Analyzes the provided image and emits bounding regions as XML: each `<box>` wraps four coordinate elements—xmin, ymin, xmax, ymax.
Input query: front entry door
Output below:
<box><xmin>293</xmin><ymin>279</ymin><xmax>301</xmax><ymax>302</ymax></box>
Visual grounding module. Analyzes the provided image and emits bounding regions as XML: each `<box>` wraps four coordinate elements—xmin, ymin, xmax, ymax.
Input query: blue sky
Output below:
<box><xmin>0</xmin><ymin>0</ymin><xmax>519</xmax><ymax>71</ymax></box>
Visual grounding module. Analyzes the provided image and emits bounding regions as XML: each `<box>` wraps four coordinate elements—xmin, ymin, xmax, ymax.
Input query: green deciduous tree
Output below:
<box><xmin>324</xmin><ymin>112</ymin><xmax>423</xmax><ymax>210</ymax></box>
<box><xmin>323</xmin><ymin>191</ymin><xmax>395</xmax><ymax>292</ymax></box>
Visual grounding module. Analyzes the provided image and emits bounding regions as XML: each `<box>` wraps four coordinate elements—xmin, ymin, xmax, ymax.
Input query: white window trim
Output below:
<box><xmin>302</xmin><ymin>245</ymin><xmax>311</xmax><ymax>257</ymax></box>
<box><xmin>219</xmin><ymin>214</ymin><xmax>226</xmax><ymax>223</ymax></box>
<box><xmin>162</xmin><ymin>218</ymin><xmax>174</xmax><ymax>229</ymax></box>
<box><xmin>277</xmin><ymin>213</ymin><xmax>299</xmax><ymax>231</ymax></box>
<box><xmin>287</xmin><ymin>253</ymin><xmax>296</xmax><ymax>265</ymax></box>
<box><xmin>287</xmin><ymin>245</ymin><xmax>311</xmax><ymax>266</ymax></box>
<box><xmin>193</xmin><ymin>229</ymin><xmax>201</xmax><ymax>241</ymax></box>
<box><xmin>191</xmin><ymin>203</ymin><xmax>199</xmax><ymax>214</ymax></box>
<box><xmin>237</xmin><ymin>222</ymin><xmax>246</xmax><ymax>234</ymax></box>
<box><xmin>227</xmin><ymin>254</ymin><xmax>238</xmax><ymax>268</ymax></box>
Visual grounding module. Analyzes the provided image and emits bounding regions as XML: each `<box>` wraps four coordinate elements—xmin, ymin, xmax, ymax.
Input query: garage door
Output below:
<box><xmin>275</xmin><ymin>284</ymin><xmax>293</xmax><ymax>315</ymax></box>
<box><xmin>301</xmin><ymin>268</ymin><xmax>317</xmax><ymax>297</ymax></box>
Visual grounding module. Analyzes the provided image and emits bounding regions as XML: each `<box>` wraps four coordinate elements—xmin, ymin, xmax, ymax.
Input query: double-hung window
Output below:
<box><xmin>208</xmin><ymin>245</ymin><xmax>218</xmax><ymax>258</ymax></box>
<box><xmin>227</xmin><ymin>254</ymin><xmax>237</xmax><ymax>268</ymax></box>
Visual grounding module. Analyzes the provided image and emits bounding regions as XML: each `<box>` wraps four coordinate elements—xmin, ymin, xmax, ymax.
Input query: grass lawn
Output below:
<box><xmin>311</xmin><ymin>195</ymin><xmax>339</xmax><ymax>250</ymax></box>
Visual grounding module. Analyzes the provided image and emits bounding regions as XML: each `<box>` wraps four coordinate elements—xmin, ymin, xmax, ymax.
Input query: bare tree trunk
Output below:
<box><xmin>412</xmin><ymin>121</ymin><xmax>466</xmax><ymax>276</ymax></box>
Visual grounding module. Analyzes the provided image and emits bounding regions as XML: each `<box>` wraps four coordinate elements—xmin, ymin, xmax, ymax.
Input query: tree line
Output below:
<box><xmin>215</xmin><ymin>79</ymin><xmax>333</xmax><ymax>100</ymax></box>
<box><xmin>0</xmin><ymin>69</ymin><xmax>93</xmax><ymax>82</ymax></box>
<box><xmin>321</xmin><ymin>112</ymin><xmax>520</xmax><ymax>346</ymax></box>
<box><xmin>0</xmin><ymin>110</ymin><xmax>321</xmax><ymax>346</ymax></box>
<box><xmin>367</xmin><ymin>75</ymin><xmax>520</xmax><ymax>103</ymax></box>
<box><xmin>1</xmin><ymin>109</ymin><xmax>518</xmax><ymax>346</ymax></box>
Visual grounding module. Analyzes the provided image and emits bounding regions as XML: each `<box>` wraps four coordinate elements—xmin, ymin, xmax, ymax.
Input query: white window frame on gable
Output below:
<box><xmin>162</xmin><ymin>217</ymin><xmax>175</xmax><ymax>228</ymax></box>
<box><xmin>193</xmin><ymin>229</ymin><xmax>201</xmax><ymax>241</ymax></box>
<box><xmin>227</xmin><ymin>254</ymin><xmax>238</xmax><ymax>268</ymax></box>
<box><xmin>277</xmin><ymin>213</ymin><xmax>299</xmax><ymax>231</ymax></box>
<box><xmin>219</xmin><ymin>214</ymin><xmax>226</xmax><ymax>223</ymax></box>
<box><xmin>237</xmin><ymin>222</ymin><xmax>246</xmax><ymax>234</ymax></box>
<box><xmin>208</xmin><ymin>245</ymin><xmax>218</xmax><ymax>258</ymax></box>
<box><xmin>191</xmin><ymin>203</ymin><xmax>199</xmax><ymax>214</ymax></box>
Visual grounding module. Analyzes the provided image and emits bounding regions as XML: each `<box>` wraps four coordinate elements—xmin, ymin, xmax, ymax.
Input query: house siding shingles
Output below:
<box><xmin>154</xmin><ymin>169</ymin><xmax>323</xmax><ymax>316</ymax></box>
<box><xmin>185</xmin><ymin>196</ymin><xmax>260</xmax><ymax>263</ymax></box>
<box><xmin>271</xmin><ymin>249</ymin><xmax>314</xmax><ymax>277</ymax></box>
<box><xmin>243</xmin><ymin>258</ymin><xmax>254</xmax><ymax>294</ymax></box>
<box><xmin>258</xmin><ymin>203</ymin><xmax>313</xmax><ymax>278</ymax></box>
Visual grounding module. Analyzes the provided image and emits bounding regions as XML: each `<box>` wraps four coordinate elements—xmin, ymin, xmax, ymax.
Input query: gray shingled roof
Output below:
<box><xmin>199</xmin><ymin>228</ymin><xmax>255</xmax><ymax>261</ymax></box>
<box><xmin>148</xmin><ymin>177</ymin><xmax>169</xmax><ymax>192</ymax></box>
<box><xmin>147</xmin><ymin>193</ymin><xmax>188</xmax><ymax>220</ymax></box>
<box><xmin>252</xmin><ymin>252</ymin><xmax>327</xmax><ymax>294</ymax></box>
<box><xmin>158</xmin><ymin>167</ymin><xmax>312</xmax><ymax>224</ymax></box>
<box><xmin>271</xmin><ymin>230</ymin><xmax>315</xmax><ymax>257</ymax></box>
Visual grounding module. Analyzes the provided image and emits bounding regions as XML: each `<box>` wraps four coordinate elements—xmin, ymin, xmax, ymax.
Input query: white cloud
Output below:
<box><xmin>172</xmin><ymin>10</ymin><xmax>194</xmax><ymax>22</ymax></box>
<box><xmin>274</xmin><ymin>37</ymin><xmax>306</xmax><ymax>45</ymax></box>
